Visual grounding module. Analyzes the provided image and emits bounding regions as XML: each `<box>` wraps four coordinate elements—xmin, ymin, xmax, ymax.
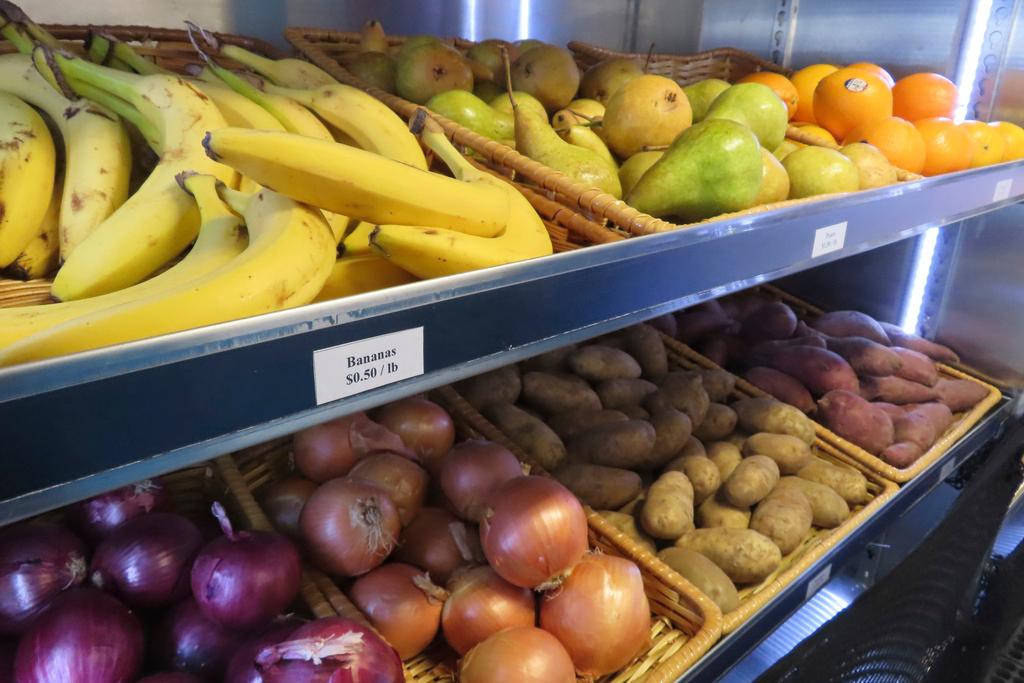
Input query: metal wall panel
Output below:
<box><xmin>990</xmin><ymin>0</ymin><xmax>1024</xmax><ymax>122</ymax></box>
<box><xmin>633</xmin><ymin>0</ymin><xmax>705</xmax><ymax>55</ymax></box>
<box><xmin>695</xmin><ymin>0</ymin><xmax>777</xmax><ymax>57</ymax></box>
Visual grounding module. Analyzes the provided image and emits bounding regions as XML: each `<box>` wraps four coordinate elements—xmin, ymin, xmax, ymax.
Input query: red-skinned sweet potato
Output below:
<box><xmin>720</xmin><ymin>294</ymin><xmax>773</xmax><ymax>321</ymax></box>
<box><xmin>891</xmin><ymin>347</ymin><xmax>939</xmax><ymax>386</ymax></box>
<box><xmin>874</xmin><ymin>402</ymin><xmax>905</xmax><ymax>420</ymax></box>
<box><xmin>934</xmin><ymin>378</ymin><xmax>989</xmax><ymax>412</ymax></box>
<box><xmin>744</xmin><ymin>367</ymin><xmax>816</xmax><ymax>413</ymax></box>
<box><xmin>824</xmin><ymin>336</ymin><xmax>902</xmax><ymax>377</ymax></box>
<box><xmin>878</xmin><ymin>322</ymin><xmax>959</xmax><ymax>363</ymax></box>
<box><xmin>675</xmin><ymin>301</ymin><xmax>736</xmax><ymax>344</ymax></box>
<box><xmin>882</xmin><ymin>442</ymin><xmax>924</xmax><ymax>468</ymax></box>
<box><xmin>699</xmin><ymin>336</ymin><xmax>731</xmax><ymax>367</ymax></box>
<box><xmin>646</xmin><ymin>313</ymin><xmax>678</xmax><ymax>338</ymax></box>
<box><xmin>741</xmin><ymin>302</ymin><xmax>798</xmax><ymax>340</ymax></box>
<box><xmin>758</xmin><ymin>346</ymin><xmax>859</xmax><ymax>396</ymax></box>
<box><xmin>817</xmin><ymin>390</ymin><xmax>895</xmax><ymax>455</ymax></box>
<box><xmin>891</xmin><ymin>411</ymin><xmax>938</xmax><ymax>450</ymax></box>
<box><xmin>906</xmin><ymin>402</ymin><xmax>955</xmax><ymax>434</ymax></box>
<box><xmin>860</xmin><ymin>376</ymin><xmax>938</xmax><ymax>404</ymax></box>
<box><xmin>812</xmin><ymin>311</ymin><xmax>891</xmax><ymax>345</ymax></box>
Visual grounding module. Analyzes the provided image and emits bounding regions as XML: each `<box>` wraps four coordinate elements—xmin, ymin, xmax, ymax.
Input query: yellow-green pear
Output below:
<box><xmin>426</xmin><ymin>90</ymin><xmax>513</xmax><ymax>141</ymax></box>
<box><xmin>473</xmin><ymin>80</ymin><xmax>504</xmax><ymax>102</ymax></box>
<box><xmin>467</xmin><ymin>39</ymin><xmax>514</xmax><ymax>83</ymax></box>
<box><xmin>603</xmin><ymin>74</ymin><xmax>692</xmax><ymax>159</ymax></box>
<box><xmin>772</xmin><ymin>139</ymin><xmax>804</xmax><ymax>160</ymax></box>
<box><xmin>682</xmin><ymin>78</ymin><xmax>730</xmax><ymax>122</ymax></box>
<box><xmin>395</xmin><ymin>42</ymin><xmax>472</xmax><ymax>104</ymax></box>
<box><xmin>618</xmin><ymin>150</ymin><xmax>663</xmax><ymax>197</ymax></box>
<box><xmin>559</xmin><ymin>125</ymin><xmax>617</xmax><ymax>168</ymax></box>
<box><xmin>347</xmin><ymin>52</ymin><xmax>396</xmax><ymax>93</ymax></box>
<box><xmin>359</xmin><ymin>19</ymin><xmax>388</xmax><ymax>53</ymax></box>
<box><xmin>552</xmin><ymin>99</ymin><xmax>606</xmax><ymax>131</ymax></box>
<box><xmin>839</xmin><ymin>142</ymin><xmax>897</xmax><ymax>189</ymax></box>
<box><xmin>705</xmin><ymin>83</ymin><xmax>788</xmax><ymax>150</ymax></box>
<box><xmin>490</xmin><ymin>91</ymin><xmax>547</xmax><ymax>121</ymax></box>
<box><xmin>514</xmin><ymin>39</ymin><xmax>547</xmax><ymax>55</ymax></box>
<box><xmin>510</xmin><ymin>45</ymin><xmax>580</xmax><ymax>112</ymax></box>
<box><xmin>579</xmin><ymin>57</ymin><xmax>644</xmax><ymax>104</ymax></box>
<box><xmin>782</xmin><ymin>147</ymin><xmax>859</xmax><ymax>198</ymax></box>
<box><xmin>754</xmin><ymin>147</ymin><xmax>790</xmax><ymax>205</ymax></box>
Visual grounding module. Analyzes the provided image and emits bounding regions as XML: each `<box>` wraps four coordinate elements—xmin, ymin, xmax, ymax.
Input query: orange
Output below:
<box><xmin>739</xmin><ymin>72</ymin><xmax>799</xmax><ymax>119</ymax></box>
<box><xmin>843</xmin><ymin>116</ymin><xmax>926</xmax><ymax>173</ymax></box>
<box><xmin>813</xmin><ymin>67</ymin><xmax>893</xmax><ymax>140</ymax></box>
<box><xmin>914</xmin><ymin>117</ymin><xmax>973</xmax><ymax>176</ymax></box>
<box><xmin>892</xmin><ymin>73</ymin><xmax>958</xmax><ymax>121</ymax></box>
<box><xmin>790</xmin><ymin>63</ymin><xmax>838</xmax><ymax>123</ymax></box>
<box><xmin>847</xmin><ymin>62</ymin><xmax>895</xmax><ymax>87</ymax></box>
<box><xmin>990</xmin><ymin>121</ymin><xmax>1024</xmax><ymax>161</ymax></box>
<box><xmin>792</xmin><ymin>122</ymin><xmax>838</xmax><ymax>145</ymax></box>
<box><xmin>960</xmin><ymin>120</ymin><xmax>1005</xmax><ymax>167</ymax></box>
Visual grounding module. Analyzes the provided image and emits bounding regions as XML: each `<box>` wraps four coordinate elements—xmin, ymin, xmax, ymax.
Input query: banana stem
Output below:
<box><xmin>0</xmin><ymin>21</ymin><xmax>33</xmax><ymax>55</ymax></box>
<box><xmin>220</xmin><ymin>44</ymin><xmax>276</xmax><ymax>78</ymax></box>
<box><xmin>42</xmin><ymin>45</ymin><xmax>144</xmax><ymax>108</ymax></box>
<box><xmin>69</xmin><ymin>77</ymin><xmax>161</xmax><ymax>151</ymax></box>
<box><xmin>412</xmin><ymin>108</ymin><xmax>486</xmax><ymax>183</ymax></box>
<box><xmin>111</xmin><ymin>41</ymin><xmax>171</xmax><ymax>76</ymax></box>
<box><xmin>0</xmin><ymin>1</ymin><xmax>59</xmax><ymax>48</ymax></box>
<box><xmin>181</xmin><ymin>173</ymin><xmax>239</xmax><ymax>222</ymax></box>
<box><xmin>217</xmin><ymin>183</ymin><xmax>255</xmax><ymax>216</ymax></box>
<box><xmin>85</xmin><ymin>30</ymin><xmax>113</xmax><ymax>64</ymax></box>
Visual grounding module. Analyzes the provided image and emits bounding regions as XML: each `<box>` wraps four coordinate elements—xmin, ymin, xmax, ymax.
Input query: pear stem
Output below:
<box><xmin>500</xmin><ymin>47</ymin><xmax>516</xmax><ymax>111</ymax></box>
<box><xmin>643</xmin><ymin>42</ymin><xmax>655</xmax><ymax>74</ymax></box>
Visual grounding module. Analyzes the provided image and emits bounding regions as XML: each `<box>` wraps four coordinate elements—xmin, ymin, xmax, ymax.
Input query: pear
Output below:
<box><xmin>511</xmin><ymin>45</ymin><xmax>580</xmax><ymax>113</ymax></box>
<box><xmin>682</xmin><ymin>78</ymin><xmax>730</xmax><ymax>122</ymax></box>
<box><xmin>348</xmin><ymin>52</ymin><xmax>396</xmax><ymax>93</ymax></box>
<box><xmin>474</xmin><ymin>80</ymin><xmax>504</xmax><ymax>101</ymax></box>
<box><xmin>559</xmin><ymin>125</ymin><xmax>617</xmax><ymax>168</ymax></box>
<box><xmin>395</xmin><ymin>43</ymin><xmax>473</xmax><ymax>104</ymax></box>
<box><xmin>705</xmin><ymin>83</ymin><xmax>789</xmax><ymax>151</ymax></box>
<box><xmin>839</xmin><ymin>142</ymin><xmax>897</xmax><ymax>189</ymax></box>
<box><xmin>394</xmin><ymin>35</ymin><xmax>442</xmax><ymax>60</ymax></box>
<box><xmin>467</xmin><ymin>40</ymin><xmax>515</xmax><ymax>83</ymax></box>
<box><xmin>426</xmin><ymin>90</ymin><xmax>513</xmax><ymax>141</ymax></box>
<box><xmin>579</xmin><ymin>58</ymin><xmax>643</xmax><ymax>104</ymax></box>
<box><xmin>772</xmin><ymin>139</ymin><xmax>804</xmax><ymax>161</ymax></box>
<box><xmin>552</xmin><ymin>98</ymin><xmax>606</xmax><ymax>131</ymax></box>
<box><xmin>490</xmin><ymin>91</ymin><xmax>547</xmax><ymax>121</ymax></box>
<box><xmin>782</xmin><ymin>147</ymin><xmax>859</xmax><ymax>198</ymax></box>
<box><xmin>514</xmin><ymin>39</ymin><xmax>547</xmax><ymax>55</ymax></box>
<box><xmin>359</xmin><ymin>19</ymin><xmax>388</xmax><ymax>53</ymax></box>
<box><xmin>618</xmin><ymin>150</ymin><xmax>663</xmax><ymax>196</ymax></box>
<box><xmin>754</xmin><ymin>147</ymin><xmax>790</xmax><ymax>205</ymax></box>
<box><xmin>626</xmin><ymin>119</ymin><xmax>762</xmax><ymax>220</ymax></box>
<box><xmin>603</xmin><ymin>74</ymin><xmax>692</xmax><ymax>159</ymax></box>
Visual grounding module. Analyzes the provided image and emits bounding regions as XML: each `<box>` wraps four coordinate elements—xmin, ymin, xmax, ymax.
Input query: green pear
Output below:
<box><xmin>347</xmin><ymin>52</ymin><xmax>396</xmax><ymax>93</ymax></box>
<box><xmin>782</xmin><ymin>147</ymin><xmax>859</xmax><ymax>198</ymax></box>
<box><xmin>513</xmin><ymin>94</ymin><xmax>621</xmax><ymax>198</ymax></box>
<box><xmin>618</xmin><ymin>150</ymin><xmax>663</xmax><ymax>196</ymax></box>
<box><xmin>626</xmin><ymin>119</ymin><xmax>762</xmax><ymax>220</ymax></box>
<box><xmin>514</xmin><ymin>39</ymin><xmax>547</xmax><ymax>55</ymax></box>
<box><xmin>705</xmin><ymin>83</ymin><xmax>788</xmax><ymax>151</ymax></box>
<box><xmin>552</xmin><ymin>98</ymin><xmax>605</xmax><ymax>131</ymax></box>
<box><xmin>473</xmin><ymin>80</ymin><xmax>504</xmax><ymax>102</ymax></box>
<box><xmin>394</xmin><ymin>35</ymin><xmax>442</xmax><ymax>60</ymax></box>
<box><xmin>772</xmin><ymin>139</ymin><xmax>803</xmax><ymax>161</ymax></box>
<box><xmin>395</xmin><ymin>43</ymin><xmax>473</xmax><ymax>104</ymax></box>
<box><xmin>359</xmin><ymin>19</ymin><xmax>388</xmax><ymax>54</ymax></box>
<box><xmin>682</xmin><ymin>78</ymin><xmax>730</xmax><ymax>122</ymax></box>
<box><xmin>467</xmin><ymin>40</ymin><xmax>515</xmax><ymax>83</ymax></box>
<box><xmin>490</xmin><ymin>91</ymin><xmax>547</xmax><ymax>121</ymax></box>
<box><xmin>754</xmin><ymin>147</ymin><xmax>790</xmax><ymax>205</ymax></box>
<box><xmin>839</xmin><ymin>142</ymin><xmax>897</xmax><ymax>189</ymax></box>
<box><xmin>427</xmin><ymin>90</ymin><xmax>513</xmax><ymax>141</ymax></box>
<box><xmin>559</xmin><ymin>125</ymin><xmax>617</xmax><ymax>168</ymax></box>
<box><xmin>579</xmin><ymin>57</ymin><xmax>643</xmax><ymax>104</ymax></box>
<box><xmin>603</xmin><ymin>75</ymin><xmax>692</xmax><ymax>159</ymax></box>
<box><xmin>511</xmin><ymin>45</ymin><xmax>580</xmax><ymax>112</ymax></box>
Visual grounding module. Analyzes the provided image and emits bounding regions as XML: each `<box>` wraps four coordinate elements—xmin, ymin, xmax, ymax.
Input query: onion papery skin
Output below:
<box><xmin>441</xmin><ymin>565</ymin><xmax>535</xmax><ymax>655</ymax></box>
<box><xmin>375</xmin><ymin>398</ymin><xmax>455</xmax><ymax>471</ymax></box>
<box><xmin>70</xmin><ymin>479</ymin><xmax>170</xmax><ymax>541</ymax></box>
<box><xmin>225</xmin><ymin>617</ymin><xmax>304</xmax><ymax>683</ymax></box>
<box><xmin>349</xmin><ymin>453</ymin><xmax>429</xmax><ymax>527</ymax></box>
<box><xmin>393</xmin><ymin>507</ymin><xmax>475</xmax><ymax>585</ymax></box>
<box><xmin>439</xmin><ymin>440</ymin><xmax>523</xmax><ymax>522</ymax></box>
<box><xmin>0</xmin><ymin>522</ymin><xmax>86</xmax><ymax>634</ymax></box>
<box><xmin>260</xmin><ymin>477</ymin><xmax>318</xmax><ymax>540</ymax></box>
<box><xmin>293</xmin><ymin>414</ymin><xmax>367</xmax><ymax>483</ymax></box>
<box><xmin>349</xmin><ymin>562</ymin><xmax>446</xmax><ymax>659</ymax></box>
<box><xmin>459</xmin><ymin>626</ymin><xmax>575</xmax><ymax>683</ymax></box>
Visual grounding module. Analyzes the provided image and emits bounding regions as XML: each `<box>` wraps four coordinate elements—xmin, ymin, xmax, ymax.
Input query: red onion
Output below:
<box><xmin>153</xmin><ymin>598</ymin><xmax>244</xmax><ymax>679</ymax></box>
<box><xmin>225</xmin><ymin>617</ymin><xmax>304</xmax><ymax>683</ymax></box>
<box><xmin>480</xmin><ymin>476</ymin><xmax>588</xmax><ymax>589</ymax></box>
<box><xmin>70</xmin><ymin>479</ymin><xmax>170</xmax><ymax>540</ymax></box>
<box><xmin>459</xmin><ymin>626</ymin><xmax>575</xmax><ymax>683</ymax></box>
<box><xmin>0</xmin><ymin>522</ymin><xmax>86</xmax><ymax>634</ymax></box>
<box><xmin>90</xmin><ymin>512</ymin><xmax>202</xmax><ymax>608</ymax></box>
<box><xmin>136</xmin><ymin>674</ymin><xmax>203</xmax><ymax>683</ymax></box>
<box><xmin>439</xmin><ymin>440</ymin><xmax>523</xmax><ymax>522</ymax></box>
<box><xmin>300</xmin><ymin>477</ymin><xmax>400</xmax><ymax>577</ymax></box>
<box><xmin>191</xmin><ymin>503</ymin><xmax>301</xmax><ymax>630</ymax></box>
<box><xmin>294</xmin><ymin>413</ymin><xmax>412</xmax><ymax>482</ymax></box>
<box><xmin>14</xmin><ymin>588</ymin><xmax>143</xmax><ymax>683</ymax></box>
<box><xmin>260</xmin><ymin>477</ymin><xmax>318</xmax><ymax>539</ymax></box>
<box><xmin>255</xmin><ymin>617</ymin><xmax>403</xmax><ymax>683</ymax></box>
<box><xmin>349</xmin><ymin>453</ymin><xmax>428</xmax><ymax>526</ymax></box>
<box><xmin>349</xmin><ymin>563</ymin><xmax>447</xmax><ymax>659</ymax></box>
<box><xmin>0</xmin><ymin>640</ymin><xmax>13</xmax><ymax>683</ymax></box>
<box><xmin>393</xmin><ymin>507</ymin><xmax>480</xmax><ymax>585</ymax></box>
<box><xmin>441</xmin><ymin>565</ymin><xmax>535</xmax><ymax>655</ymax></box>
<box><xmin>540</xmin><ymin>552</ymin><xmax>650</xmax><ymax>676</ymax></box>
<box><xmin>375</xmin><ymin>398</ymin><xmax>455</xmax><ymax>471</ymax></box>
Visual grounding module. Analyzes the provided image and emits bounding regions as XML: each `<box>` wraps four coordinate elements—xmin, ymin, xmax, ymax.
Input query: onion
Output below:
<box><xmin>540</xmin><ymin>552</ymin><xmax>650</xmax><ymax>676</ymax></box>
<box><xmin>0</xmin><ymin>640</ymin><xmax>13</xmax><ymax>683</ymax></box>
<box><xmin>153</xmin><ymin>598</ymin><xmax>244</xmax><ymax>679</ymax></box>
<box><xmin>255</xmin><ymin>617</ymin><xmax>403</xmax><ymax>683</ymax></box>
<box><xmin>349</xmin><ymin>563</ymin><xmax>447</xmax><ymax>659</ymax></box>
<box><xmin>479</xmin><ymin>476</ymin><xmax>588</xmax><ymax>589</ymax></box>
<box><xmin>300</xmin><ymin>478</ymin><xmax>400</xmax><ymax>577</ymax></box>
<box><xmin>393</xmin><ymin>507</ymin><xmax>480</xmax><ymax>584</ymax></box>
<box><xmin>14</xmin><ymin>588</ymin><xmax>143</xmax><ymax>683</ymax></box>
<box><xmin>260</xmin><ymin>477</ymin><xmax>317</xmax><ymax>539</ymax></box>
<box><xmin>441</xmin><ymin>565</ymin><xmax>535</xmax><ymax>655</ymax></box>
<box><xmin>459</xmin><ymin>626</ymin><xmax>575</xmax><ymax>683</ymax></box>
<box><xmin>225</xmin><ymin>617</ymin><xmax>304</xmax><ymax>683</ymax></box>
<box><xmin>375</xmin><ymin>398</ymin><xmax>455</xmax><ymax>471</ymax></box>
<box><xmin>294</xmin><ymin>413</ymin><xmax>412</xmax><ymax>482</ymax></box>
<box><xmin>191</xmin><ymin>503</ymin><xmax>301</xmax><ymax>630</ymax></box>
<box><xmin>70</xmin><ymin>479</ymin><xmax>170</xmax><ymax>541</ymax></box>
<box><xmin>349</xmin><ymin>453</ymin><xmax>428</xmax><ymax>526</ymax></box>
<box><xmin>136</xmin><ymin>673</ymin><xmax>204</xmax><ymax>682</ymax></box>
<box><xmin>0</xmin><ymin>522</ymin><xmax>86</xmax><ymax>634</ymax></box>
<box><xmin>439</xmin><ymin>440</ymin><xmax>523</xmax><ymax>522</ymax></box>
<box><xmin>90</xmin><ymin>512</ymin><xmax>202</xmax><ymax>608</ymax></box>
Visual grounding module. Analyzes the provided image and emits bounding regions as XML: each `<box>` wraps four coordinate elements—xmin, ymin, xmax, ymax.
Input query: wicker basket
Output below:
<box><xmin>568</xmin><ymin>41</ymin><xmax>788</xmax><ymax>83</ymax></box>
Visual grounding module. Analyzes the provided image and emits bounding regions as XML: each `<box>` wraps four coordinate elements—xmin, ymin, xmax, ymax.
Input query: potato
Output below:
<box><xmin>679</xmin><ymin>436</ymin><xmax>707</xmax><ymax>460</ymax></box>
<box><xmin>675</xmin><ymin>528</ymin><xmax>782</xmax><ymax>584</ymax></box>
<box><xmin>554</xmin><ymin>464</ymin><xmax>643</xmax><ymax>509</ymax></box>
<box><xmin>665</xmin><ymin>455</ymin><xmax>720</xmax><ymax>504</ymax></box>
<box><xmin>568</xmin><ymin>419</ymin><xmax>657</xmax><ymax>469</ymax></box>
<box><xmin>456</xmin><ymin>365</ymin><xmax>521</xmax><ymax>410</ymax></box>
<box><xmin>757</xmin><ymin>346</ymin><xmax>859</xmax><ymax>396</ymax></box>
<box><xmin>596</xmin><ymin>378</ymin><xmax>658</xmax><ymax>409</ymax></box>
<box><xmin>620</xmin><ymin>404</ymin><xmax>650</xmax><ymax>420</ymax></box>
<box><xmin>649</xmin><ymin>408</ymin><xmax>693</xmax><ymax>469</ymax></box>
<box><xmin>812</xmin><ymin>311</ymin><xmax>890</xmax><ymax>345</ymax></box>
<box><xmin>881</xmin><ymin>442</ymin><xmax>924</xmax><ymax>468</ymax></box>
<box><xmin>732</xmin><ymin>396</ymin><xmax>816</xmax><ymax>444</ymax></box>
<box><xmin>891</xmin><ymin>411</ymin><xmax>938</xmax><ymax>451</ymax></box>
<box><xmin>696</xmin><ymin>493</ymin><xmax>750</xmax><ymax>529</ymax></box>
<box><xmin>750</xmin><ymin>489</ymin><xmax>813</xmax><ymax>555</ymax></box>
<box><xmin>568</xmin><ymin>345</ymin><xmax>642</xmax><ymax>381</ymax></box>
<box><xmin>741</xmin><ymin>301</ymin><xmax>797</xmax><ymax>340</ymax></box>
<box><xmin>618</xmin><ymin>492</ymin><xmax>645</xmax><ymax>515</ymax></box>
<box><xmin>723</xmin><ymin>455</ymin><xmax>779</xmax><ymax>508</ymax></box>
<box><xmin>598</xmin><ymin>510</ymin><xmax>656</xmax><ymax>555</ymax></box>
<box><xmin>548</xmin><ymin>409</ymin><xmax>629</xmax><ymax>440</ymax></box>
<box><xmin>588</xmin><ymin>332</ymin><xmax>627</xmax><ymax>351</ymax></box>
<box><xmin>816</xmin><ymin>390</ymin><xmax>894</xmax><ymax>455</ymax></box>
<box><xmin>652</xmin><ymin>371</ymin><xmax>710</xmax><ymax>428</ymax></box>
<box><xmin>742</xmin><ymin>433</ymin><xmax>813</xmax><ymax>474</ymax></box>
<box><xmin>521</xmin><ymin>371</ymin><xmax>601</xmax><ymax>415</ymax></box>
<box><xmin>698</xmin><ymin>368</ymin><xmax>736</xmax><ymax>403</ymax></box>
<box><xmin>623</xmin><ymin>324</ymin><xmax>669</xmax><ymax>379</ymax></box>
<box><xmin>484</xmin><ymin>403</ymin><xmax>566</xmax><ymax>471</ymax></box>
<box><xmin>824</xmin><ymin>336</ymin><xmax>902</xmax><ymax>377</ymax></box>
<box><xmin>934</xmin><ymin>378</ymin><xmax>989</xmax><ymax>412</ymax></box>
<box><xmin>693</xmin><ymin>403</ymin><xmax>737</xmax><ymax>442</ymax></box>
<box><xmin>879</xmin><ymin>322</ymin><xmax>959</xmax><ymax>363</ymax></box>
<box><xmin>776</xmin><ymin>476</ymin><xmax>849</xmax><ymax>528</ymax></box>
<box><xmin>657</xmin><ymin>547</ymin><xmax>739</xmax><ymax>612</ymax></box>
<box><xmin>860</xmin><ymin>376</ymin><xmax>938</xmax><ymax>405</ymax></box>
<box><xmin>797</xmin><ymin>459</ymin><xmax>871</xmax><ymax>504</ymax></box>
<box><xmin>523</xmin><ymin>345</ymin><xmax>575</xmax><ymax>372</ymax></box>
<box><xmin>641</xmin><ymin>471</ymin><xmax>695</xmax><ymax>540</ymax></box>
<box><xmin>646</xmin><ymin>313</ymin><xmax>677</xmax><ymax>338</ymax></box>
<box><xmin>706</xmin><ymin>442</ymin><xmax>742</xmax><ymax>480</ymax></box>
<box><xmin>892</xmin><ymin>347</ymin><xmax>939</xmax><ymax>386</ymax></box>
<box><xmin>724</xmin><ymin>433</ymin><xmax>749</xmax><ymax>450</ymax></box>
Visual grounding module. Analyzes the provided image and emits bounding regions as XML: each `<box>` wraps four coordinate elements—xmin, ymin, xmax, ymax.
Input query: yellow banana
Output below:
<box><xmin>340</xmin><ymin>221</ymin><xmax>377</xmax><ymax>257</ymax></box>
<box><xmin>0</xmin><ymin>187</ymin><xmax>335</xmax><ymax>366</ymax></box>
<box><xmin>3</xmin><ymin>175</ymin><xmax>61</xmax><ymax>280</ymax></box>
<box><xmin>313</xmin><ymin>254</ymin><xmax>417</xmax><ymax>303</ymax></box>
<box><xmin>203</xmin><ymin>128</ymin><xmax>510</xmax><ymax>237</ymax></box>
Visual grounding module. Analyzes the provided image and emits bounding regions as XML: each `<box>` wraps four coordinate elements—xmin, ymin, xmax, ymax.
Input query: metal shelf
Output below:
<box><xmin>0</xmin><ymin>162</ymin><xmax>1021</xmax><ymax>523</ymax></box>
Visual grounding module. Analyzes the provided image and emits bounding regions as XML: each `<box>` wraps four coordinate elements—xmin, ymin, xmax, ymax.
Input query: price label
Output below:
<box><xmin>805</xmin><ymin>564</ymin><xmax>832</xmax><ymax>600</ymax></box>
<box><xmin>313</xmin><ymin>327</ymin><xmax>424</xmax><ymax>405</ymax></box>
<box><xmin>811</xmin><ymin>222</ymin><xmax>848</xmax><ymax>258</ymax></box>
<box><xmin>993</xmin><ymin>179</ymin><xmax>1013</xmax><ymax>202</ymax></box>
<box><xmin>939</xmin><ymin>458</ymin><xmax>957</xmax><ymax>482</ymax></box>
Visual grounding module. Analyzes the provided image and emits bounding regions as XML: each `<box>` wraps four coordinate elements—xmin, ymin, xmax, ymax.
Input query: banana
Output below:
<box><xmin>43</xmin><ymin>48</ymin><xmax>235</xmax><ymax>300</ymax></box>
<box><xmin>340</xmin><ymin>221</ymin><xmax>377</xmax><ymax>257</ymax></box>
<box><xmin>0</xmin><ymin>173</ymin><xmax>247</xmax><ymax>348</ymax></box>
<box><xmin>203</xmin><ymin>128</ymin><xmax>510</xmax><ymax>237</ymax></box>
<box><xmin>3</xmin><ymin>175</ymin><xmax>60</xmax><ymax>280</ymax></box>
<box><xmin>0</xmin><ymin>186</ymin><xmax>335</xmax><ymax>366</ymax></box>
<box><xmin>313</xmin><ymin>253</ymin><xmax>417</xmax><ymax>303</ymax></box>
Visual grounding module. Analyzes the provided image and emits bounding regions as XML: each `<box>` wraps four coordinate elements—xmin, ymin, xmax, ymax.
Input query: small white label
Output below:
<box><xmin>939</xmin><ymin>458</ymin><xmax>957</xmax><ymax>482</ymax></box>
<box><xmin>313</xmin><ymin>327</ymin><xmax>424</xmax><ymax>405</ymax></box>
<box><xmin>806</xmin><ymin>564</ymin><xmax>832</xmax><ymax>600</ymax></box>
<box><xmin>993</xmin><ymin>179</ymin><xmax>1013</xmax><ymax>202</ymax></box>
<box><xmin>811</xmin><ymin>222</ymin><xmax>848</xmax><ymax>258</ymax></box>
